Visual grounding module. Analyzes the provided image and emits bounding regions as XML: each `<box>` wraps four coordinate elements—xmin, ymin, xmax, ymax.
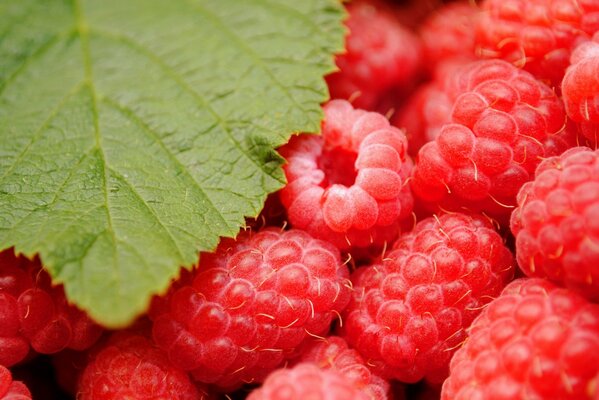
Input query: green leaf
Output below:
<box><xmin>0</xmin><ymin>0</ymin><xmax>344</xmax><ymax>327</ymax></box>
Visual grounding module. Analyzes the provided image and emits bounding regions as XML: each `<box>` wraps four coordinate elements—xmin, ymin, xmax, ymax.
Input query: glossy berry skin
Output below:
<box><xmin>442</xmin><ymin>278</ymin><xmax>599</xmax><ymax>400</ymax></box>
<box><xmin>476</xmin><ymin>0</ymin><xmax>599</xmax><ymax>89</ymax></box>
<box><xmin>248</xmin><ymin>363</ymin><xmax>372</xmax><ymax>400</ymax></box>
<box><xmin>340</xmin><ymin>213</ymin><xmax>514</xmax><ymax>384</ymax></box>
<box><xmin>78</xmin><ymin>331</ymin><xmax>206</xmax><ymax>400</ymax></box>
<box><xmin>297</xmin><ymin>336</ymin><xmax>390</xmax><ymax>400</ymax></box>
<box><xmin>151</xmin><ymin>228</ymin><xmax>351</xmax><ymax>389</ymax></box>
<box><xmin>280</xmin><ymin>100</ymin><xmax>414</xmax><ymax>255</ymax></box>
<box><xmin>0</xmin><ymin>249</ymin><xmax>103</xmax><ymax>367</ymax></box>
<box><xmin>412</xmin><ymin>59</ymin><xmax>577</xmax><ymax>222</ymax></box>
<box><xmin>326</xmin><ymin>0</ymin><xmax>422</xmax><ymax>110</ymax></box>
<box><xmin>511</xmin><ymin>147</ymin><xmax>599</xmax><ymax>301</ymax></box>
<box><xmin>419</xmin><ymin>2</ymin><xmax>480</xmax><ymax>72</ymax></box>
<box><xmin>0</xmin><ymin>365</ymin><xmax>31</xmax><ymax>399</ymax></box>
<box><xmin>562</xmin><ymin>32</ymin><xmax>599</xmax><ymax>145</ymax></box>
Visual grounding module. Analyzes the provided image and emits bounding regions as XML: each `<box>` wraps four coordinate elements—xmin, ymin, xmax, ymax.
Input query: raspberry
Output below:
<box><xmin>510</xmin><ymin>146</ymin><xmax>599</xmax><ymax>301</ymax></box>
<box><xmin>340</xmin><ymin>212</ymin><xmax>514</xmax><ymax>384</ymax></box>
<box><xmin>475</xmin><ymin>0</ymin><xmax>599</xmax><ymax>89</ymax></box>
<box><xmin>411</xmin><ymin>59</ymin><xmax>578</xmax><ymax>222</ymax></box>
<box><xmin>296</xmin><ymin>336</ymin><xmax>390</xmax><ymax>399</ymax></box>
<box><xmin>419</xmin><ymin>2</ymin><xmax>480</xmax><ymax>72</ymax></box>
<box><xmin>393</xmin><ymin>59</ymin><xmax>470</xmax><ymax>155</ymax></box>
<box><xmin>279</xmin><ymin>100</ymin><xmax>414</xmax><ymax>255</ymax></box>
<box><xmin>562</xmin><ymin>32</ymin><xmax>599</xmax><ymax>145</ymax></box>
<box><xmin>0</xmin><ymin>249</ymin><xmax>103</xmax><ymax>367</ymax></box>
<box><xmin>0</xmin><ymin>365</ymin><xmax>31</xmax><ymax>399</ymax></box>
<box><xmin>150</xmin><ymin>228</ymin><xmax>351</xmax><ymax>389</ymax></box>
<box><xmin>326</xmin><ymin>0</ymin><xmax>422</xmax><ymax>110</ymax></box>
<box><xmin>441</xmin><ymin>278</ymin><xmax>599</xmax><ymax>400</ymax></box>
<box><xmin>78</xmin><ymin>331</ymin><xmax>207</xmax><ymax>400</ymax></box>
<box><xmin>247</xmin><ymin>363</ymin><xmax>372</xmax><ymax>400</ymax></box>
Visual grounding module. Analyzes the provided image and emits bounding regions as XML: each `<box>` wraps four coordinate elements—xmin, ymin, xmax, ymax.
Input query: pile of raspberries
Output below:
<box><xmin>3</xmin><ymin>0</ymin><xmax>599</xmax><ymax>399</ymax></box>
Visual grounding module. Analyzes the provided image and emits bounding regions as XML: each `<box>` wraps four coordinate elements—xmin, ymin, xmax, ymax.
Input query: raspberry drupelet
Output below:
<box><xmin>150</xmin><ymin>228</ymin><xmax>351</xmax><ymax>390</ymax></box>
<box><xmin>442</xmin><ymin>278</ymin><xmax>599</xmax><ymax>400</ymax></box>
<box><xmin>326</xmin><ymin>0</ymin><xmax>422</xmax><ymax>110</ymax></box>
<box><xmin>411</xmin><ymin>59</ymin><xmax>578</xmax><ymax>223</ymax></box>
<box><xmin>279</xmin><ymin>100</ymin><xmax>414</xmax><ymax>256</ymax></box>
<box><xmin>511</xmin><ymin>146</ymin><xmax>599</xmax><ymax>301</ymax></box>
<box><xmin>0</xmin><ymin>365</ymin><xmax>31</xmax><ymax>399</ymax></box>
<box><xmin>0</xmin><ymin>249</ymin><xmax>103</xmax><ymax>368</ymax></box>
<box><xmin>419</xmin><ymin>2</ymin><xmax>480</xmax><ymax>73</ymax></box>
<box><xmin>339</xmin><ymin>212</ymin><xmax>514</xmax><ymax>384</ymax></box>
<box><xmin>393</xmin><ymin>59</ymin><xmax>471</xmax><ymax>155</ymax></box>
<box><xmin>562</xmin><ymin>32</ymin><xmax>599</xmax><ymax>146</ymax></box>
<box><xmin>247</xmin><ymin>363</ymin><xmax>373</xmax><ymax>400</ymax></box>
<box><xmin>78</xmin><ymin>331</ymin><xmax>209</xmax><ymax>400</ymax></box>
<box><xmin>296</xmin><ymin>336</ymin><xmax>390</xmax><ymax>400</ymax></box>
<box><xmin>475</xmin><ymin>0</ymin><xmax>599</xmax><ymax>89</ymax></box>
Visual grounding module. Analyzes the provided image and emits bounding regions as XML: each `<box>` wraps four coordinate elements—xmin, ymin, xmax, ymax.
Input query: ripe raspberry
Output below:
<box><xmin>393</xmin><ymin>59</ymin><xmax>470</xmax><ymax>155</ymax></box>
<box><xmin>0</xmin><ymin>249</ymin><xmax>103</xmax><ymax>367</ymax></box>
<box><xmin>296</xmin><ymin>336</ymin><xmax>390</xmax><ymax>399</ymax></box>
<box><xmin>441</xmin><ymin>278</ymin><xmax>599</xmax><ymax>400</ymax></box>
<box><xmin>78</xmin><ymin>331</ymin><xmax>207</xmax><ymax>400</ymax></box>
<box><xmin>0</xmin><ymin>365</ymin><xmax>31</xmax><ymax>399</ymax></box>
<box><xmin>151</xmin><ymin>228</ymin><xmax>351</xmax><ymax>389</ymax></box>
<box><xmin>562</xmin><ymin>32</ymin><xmax>599</xmax><ymax>145</ymax></box>
<box><xmin>510</xmin><ymin>146</ymin><xmax>599</xmax><ymax>301</ymax></box>
<box><xmin>326</xmin><ymin>0</ymin><xmax>422</xmax><ymax>110</ymax></box>
<box><xmin>340</xmin><ymin>212</ymin><xmax>515</xmax><ymax>384</ymax></box>
<box><xmin>475</xmin><ymin>0</ymin><xmax>599</xmax><ymax>89</ymax></box>
<box><xmin>419</xmin><ymin>2</ymin><xmax>480</xmax><ymax>72</ymax></box>
<box><xmin>247</xmin><ymin>363</ymin><xmax>372</xmax><ymax>400</ymax></box>
<box><xmin>279</xmin><ymin>100</ymin><xmax>414</xmax><ymax>255</ymax></box>
<box><xmin>411</xmin><ymin>59</ymin><xmax>578</xmax><ymax>222</ymax></box>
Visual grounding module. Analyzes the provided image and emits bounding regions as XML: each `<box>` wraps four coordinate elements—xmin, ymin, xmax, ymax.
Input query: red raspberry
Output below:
<box><xmin>510</xmin><ymin>146</ymin><xmax>599</xmax><ymax>301</ymax></box>
<box><xmin>475</xmin><ymin>0</ymin><xmax>599</xmax><ymax>89</ymax></box>
<box><xmin>78</xmin><ymin>331</ymin><xmax>207</xmax><ymax>400</ymax></box>
<box><xmin>247</xmin><ymin>363</ymin><xmax>372</xmax><ymax>400</ymax></box>
<box><xmin>441</xmin><ymin>278</ymin><xmax>599</xmax><ymax>400</ymax></box>
<box><xmin>326</xmin><ymin>0</ymin><xmax>422</xmax><ymax>110</ymax></box>
<box><xmin>0</xmin><ymin>365</ymin><xmax>31</xmax><ymax>399</ymax></box>
<box><xmin>0</xmin><ymin>249</ymin><xmax>103</xmax><ymax>367</ymax></box>
<box><xmin>562</xmin><ymin>32</ymin><xmax>599</xmax><ymax>145</ymax></box>
<box><xmin>411</xmin><ymin>59</ymin><xmax>578</xmax><ymax>222</ymax></box>
<box><xmin>279</xmin><ymin>100</ymin><xmax>414</xmax><ymax>255</ymax></box>
<box><xmin>393</xmin><ymin>59</ymin><xmax>470</xmax><ymax>155</ymax></box>
<box><xmin>296</xmin><ymin>336</ymin><xmax>390</xmax><ymax>399</ymax></box>
<box><xmin>150</xmin><ymin>228</ymin><xmax>351</xmax><ymax>389</ymax></box>
<box><xmin>419</xmin><ymin>2</ymin><xmax>480</xmax><ymax>72</ymax></box>
<box><xmin>340</xmin><ymin>212</ymin><xmax>515</xmax><ymax>384</ymax></box>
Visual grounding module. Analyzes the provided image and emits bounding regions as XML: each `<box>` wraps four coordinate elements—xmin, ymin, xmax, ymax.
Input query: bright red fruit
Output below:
<box><xmin>511</xmin><ymin>146</ymin><xmax>599</xmax><ymax>301</ymax></box>
<box><xmin>340</xmin><ymin>212</ymin><xmax>514</xmax><ymax>384</ymax></box>
<box><xmin>562</xmin><ymin>32</ymin><xmax>599</xmax><ymax>145</ymax></box>
<box><xmin>280</xmin><ymin>100</ymin><xmax>414</xmax><ymax>255</ymax></box>
<box><xmin>476</xmin><ymin>0</ymin><xmax>599</xmax><ymax>89</ymax></box>
<box><xmin>78</xmin><ymin>331</ymin><xmax>207</xmax><ymax>400</ymax></box>
<box><xmin>326</xmin><ymin>0</ymin><xmax>422</xmax><ymax>110</ymax></box>
<box><xmin>0</xmin><ymin>249</ymin><xmax>103</xmax><ymax>367</ymax></box>
<box><xmin>442</xmin><ymin>278</ymin><xmax>599</xmax><ymax>400</ymax></box>
<box><xmin>247</xmin><ymin>363</ymin><xmax>372</xmax><ymax>400</ymax></box>
<box><xmin>419</xmin><ymin>2</ymin><xmax>480</xmax><ymax>72</ymax></box>
<box><xmin>150</xmin><ymin>228</ymin><xmax>351</xmax><ymax>389</ymax></box>
<box><xmin>411</xmin><ymin>59</ymin><xmax>578</xmax><ymax>223</ymax></box>
<box><xmin>297</xmin><ymin>336</ymin><xmax>390</xmax><ymax>399</ymax></box>
<box><xmin>0</xmin><ymin>365</ymin><xmax>31</xmax><ymax>399</ymax></box>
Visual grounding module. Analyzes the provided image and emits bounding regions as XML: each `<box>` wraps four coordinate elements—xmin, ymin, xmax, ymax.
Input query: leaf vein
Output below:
<box><xmin>101</xmin><ymin>97</ymin><xmax>228</xmax><ymax>234</ymax></box>
<box><xmin>88</xmin><ymin>28</ymin><xmax>282</xmax><ymax>186</ymax></box>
